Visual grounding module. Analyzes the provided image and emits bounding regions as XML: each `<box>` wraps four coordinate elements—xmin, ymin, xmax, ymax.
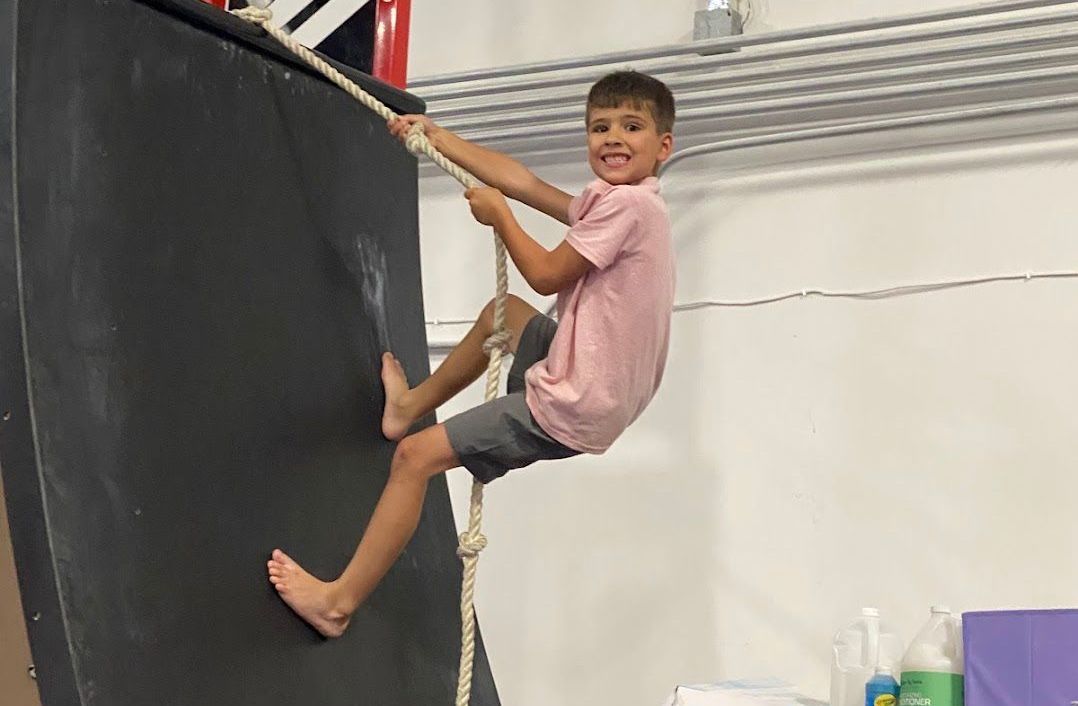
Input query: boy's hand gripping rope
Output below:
<box><xmin>232</xmin><ymin>8</ymin><xmax>506</xmax><ymax>705</ymax></box>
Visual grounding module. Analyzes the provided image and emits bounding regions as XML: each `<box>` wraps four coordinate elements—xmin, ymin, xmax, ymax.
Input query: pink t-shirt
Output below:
<box><xmin>524</xmin><ymin>176</ymin><xmax>676</xmax><ymax>454</ymax></box>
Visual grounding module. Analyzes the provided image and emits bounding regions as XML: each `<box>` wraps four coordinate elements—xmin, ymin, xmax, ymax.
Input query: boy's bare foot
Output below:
<box><xmin>267</xmin><ymin>549</ymin><xmax>351</xmax><ymax>638</ymax></box>
<box><xmin>380</xmin><ymin>352</ymin><xmax>414</xmax><ymax>441</ymax></box>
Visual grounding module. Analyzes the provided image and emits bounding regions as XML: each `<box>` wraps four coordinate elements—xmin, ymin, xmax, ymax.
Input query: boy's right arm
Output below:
<box><xmin>389</xmin><ymin>115</ymin><xmax>574</xmax><ymax>226</ymax></box>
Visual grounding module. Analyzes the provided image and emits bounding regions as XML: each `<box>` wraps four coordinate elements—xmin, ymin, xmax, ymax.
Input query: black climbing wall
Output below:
<box><xmin>0</xmin><ymin>1</ymin><xmax>500</xmax><ymax>704</ymax></box>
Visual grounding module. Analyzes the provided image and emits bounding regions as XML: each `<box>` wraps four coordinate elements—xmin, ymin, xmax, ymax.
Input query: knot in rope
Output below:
<box><xmin>404</xmin><ymin>124</ymin><xmax>428</xmax><ymax>156</ymax></box>
<box><xmin>482</xmin><ymin>328</ymin><xmax>511</xmax><ymax>356</ymax></box>
<box><xmin>232</xmin><ymin>7</ymin><xmax>272</xmax><ymax>23</ymax></box>
<box><xmin>456</xmin><ymin>532</ymin><xmax>488</xmax><ymax>559</ymax></box>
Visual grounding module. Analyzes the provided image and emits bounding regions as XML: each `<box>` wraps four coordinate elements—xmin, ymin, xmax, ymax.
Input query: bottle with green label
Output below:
<box><xmin>898</xmin><ymin>606</ymin><xmax>963</xmax><ymax>706</ymax></box>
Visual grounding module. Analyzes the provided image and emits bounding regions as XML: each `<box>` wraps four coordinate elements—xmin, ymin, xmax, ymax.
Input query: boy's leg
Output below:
<box><xmin>382</xmin><ymin>294</ymin><xmax>540</xmax><ymax>440</ymax></box>
<box><xmin>267</xmin><ymin>423</ymin><xmax>459</xmax><ymax>637</ymax></box>
<box><xmin>268</xmin><ymin>295</ymin><xmax>545</xmax><ymax>636</ymax></box>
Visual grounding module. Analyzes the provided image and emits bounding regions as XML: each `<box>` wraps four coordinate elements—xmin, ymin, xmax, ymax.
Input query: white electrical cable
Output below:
<box><xmin>672</xmin><ymin>270</ymin><xmax>1078</xmax><ymax>309</ymax></box>
<box><xmin>424</xmin><ymin>270</ymin><xmax>1078</xmax><ymax>330</ymax></box>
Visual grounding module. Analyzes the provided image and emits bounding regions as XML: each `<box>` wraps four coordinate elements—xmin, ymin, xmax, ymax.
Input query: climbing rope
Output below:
<box><xmin>231</xmin><ymin>8</ymin><xmax>505</xmax><ymax>705</ymax></box>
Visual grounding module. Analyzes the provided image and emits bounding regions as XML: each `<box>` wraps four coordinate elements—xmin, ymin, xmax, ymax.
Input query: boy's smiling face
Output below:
<box><xmin>586</xmin><ymin>101</ymin><xmax>673</xmax><ymax>185</ymax></box>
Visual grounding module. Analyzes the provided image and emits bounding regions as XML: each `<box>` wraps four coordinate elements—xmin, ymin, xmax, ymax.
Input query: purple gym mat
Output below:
<box><xmin>962</xmin><ymin>609</ymin><xmax>1078</xmax><ymax>706</ymax></box>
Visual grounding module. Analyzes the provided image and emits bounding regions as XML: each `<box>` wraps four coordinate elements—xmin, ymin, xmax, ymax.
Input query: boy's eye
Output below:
<box><xmin>591</xmin><ymin>125</ymin><xmax>608</xmax><ymax>133</ymax></box>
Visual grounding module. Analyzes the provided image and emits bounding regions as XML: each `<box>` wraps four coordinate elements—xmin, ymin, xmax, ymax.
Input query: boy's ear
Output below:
<box><xmin>656</xmin><ymin>132</ymin><xmax>674</xmax><ymax>163</ymax></box>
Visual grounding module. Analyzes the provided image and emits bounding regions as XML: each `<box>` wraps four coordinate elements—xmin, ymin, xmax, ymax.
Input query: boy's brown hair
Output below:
<box><xmin>586</xmin><ymin>71</ymin><xmax>676</xmax><ymax>134</ymax></box>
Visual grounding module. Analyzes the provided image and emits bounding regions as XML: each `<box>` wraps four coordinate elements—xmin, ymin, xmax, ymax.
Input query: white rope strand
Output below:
<box><xmin>232</xmin><ymin>9</ymin><xmax>501</xmax><ymax>705</ymax></box>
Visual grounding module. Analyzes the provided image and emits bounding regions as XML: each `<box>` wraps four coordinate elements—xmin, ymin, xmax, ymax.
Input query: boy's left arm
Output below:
<box><xmin>466</xmin><ymin>187</ymin><xmax>590</xmax><ymax>296</ymax></box>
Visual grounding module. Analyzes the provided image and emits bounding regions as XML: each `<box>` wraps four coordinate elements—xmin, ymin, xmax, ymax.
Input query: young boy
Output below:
<box><xmin>267</xmin><ymin>71</ymin><xmax>676</xmax><ymax>637</ymax></box>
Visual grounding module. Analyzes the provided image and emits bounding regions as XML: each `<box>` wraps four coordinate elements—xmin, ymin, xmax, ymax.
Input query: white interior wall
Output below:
<box><xmin>409</xmin><ymin>0</ymin><xmax>983</xmax><ymax>77</ymax></box>
<box><xmin>745</xmin><ymin>0</ymin><xmax>980</xmax><ymax>34</ymax></box>
<box><xmin>406</xmin><ymin>3</ymin><xmax>1078</xmax><ymax>705</ymax></box>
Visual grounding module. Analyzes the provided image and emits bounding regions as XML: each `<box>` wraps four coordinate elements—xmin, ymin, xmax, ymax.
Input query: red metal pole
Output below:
<box><xmin>372</xmin><ymin>0</ymin><xmax>412</xmax><ymax>89</ymax></box>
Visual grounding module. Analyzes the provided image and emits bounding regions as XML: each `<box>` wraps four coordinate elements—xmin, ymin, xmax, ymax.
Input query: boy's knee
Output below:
<box><xmin>391</xmin><ymin>435</ymin><xmax>417</xmax><ymax>467</ymax></box>
<box><xmin>390</xmin><ymin>436</ymin><xmax>427</xmax><ymax>482</ymax></box>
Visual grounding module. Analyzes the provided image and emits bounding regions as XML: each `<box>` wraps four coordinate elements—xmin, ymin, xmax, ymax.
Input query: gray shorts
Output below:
<box><xmin>444</xmin><ymin>314</ymin><xmax>580</xmax><ymax>484</ymax></box>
